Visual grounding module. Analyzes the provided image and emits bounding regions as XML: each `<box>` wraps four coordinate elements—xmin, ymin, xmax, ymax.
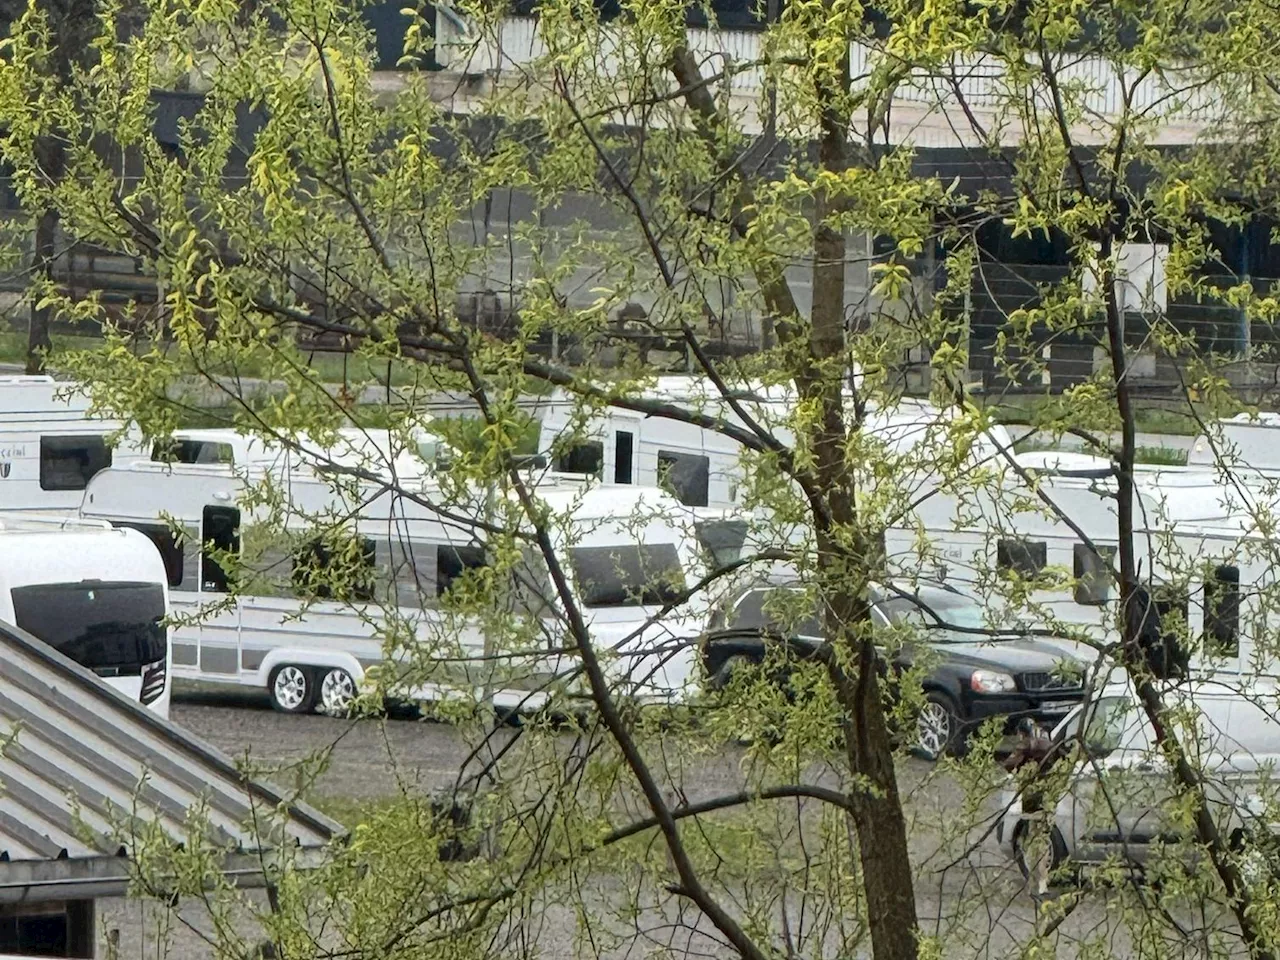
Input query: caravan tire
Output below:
<box><xmin>269</xmin><ymin>665</ymin><xmax>317</xmax><ymax>714</ymax></box>
<box><xmin>318</xmin><ymin>668</ymin><xmax>358</xmax><ymax>717</ymax></box>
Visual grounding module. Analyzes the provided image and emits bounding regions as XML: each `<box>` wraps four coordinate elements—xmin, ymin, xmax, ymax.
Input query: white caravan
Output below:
<box><xmin>0</xmin><ymin>375</ymin><xmax>149</xmax><ymax>512</ymax></box>
<box><xmin>537</xmin><ymin>378</ymin><xmax>1016</xmax><ymax>510</ymax></box>
<box><xmin>900</xmin><ymin>456</ymin><xmax>1279</xmax><ymax>679</ymax></box>
<box><xmin>1188</xmin><ymin>413</ymin><xmax>1280</xmax><ymax>472</ymax></box>
<box><xmin>80</xmin><ymin>457</ymin><xmax>711</xmax><ymax>715</ymax></box>
<box><xmin>153</xmin><ymin>426</ymin><xmax>443</xmax><ymax>478</ymax></box>
<box><xmin>0</xmin><ymin>515</ymin><xmax>172</xmax><ymax>716</ymax></box>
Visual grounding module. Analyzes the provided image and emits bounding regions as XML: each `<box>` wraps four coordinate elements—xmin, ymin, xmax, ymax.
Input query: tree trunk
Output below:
<box><xmin>807</xmin><ymin>24</ymin><xmax>920</xmax><ymax>960</ymax></box>
<box><xmin>27</xmin><ymin>135</ymin><xmax>64</xmax><ymax>375</ymax></box>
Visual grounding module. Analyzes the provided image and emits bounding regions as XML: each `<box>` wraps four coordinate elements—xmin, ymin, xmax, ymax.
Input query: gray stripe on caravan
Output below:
<box><xmin>241</xmin><ymin>649</ymin><xmax>265</xmax><ymax>672</ymax></box>
<box><xmin>200</xmin><ymin>646</ymin><xmax>239</xmax><ymax>674</ymax></box>
<box><xmin>172</xmin><ymin>643</ymin><xmax>197</xmax><ymax>666</ymax></box>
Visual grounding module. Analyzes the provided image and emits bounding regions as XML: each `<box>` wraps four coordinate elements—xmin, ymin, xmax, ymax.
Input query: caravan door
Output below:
<box><xmin>604</xmin><ymin>419</ymin><xmax>640</xmax><ymax>485</ymax></box>
<box><xmin>191</xmin><ymin>503</ymin><xmax>243</xmax><ymax>679</ymax></box>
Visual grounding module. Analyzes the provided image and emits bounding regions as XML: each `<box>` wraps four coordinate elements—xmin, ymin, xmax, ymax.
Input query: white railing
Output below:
<box><xmin>432</xmin><ymin>11</ymin><xmax>1223</xmax><ymax>135</ymax></box>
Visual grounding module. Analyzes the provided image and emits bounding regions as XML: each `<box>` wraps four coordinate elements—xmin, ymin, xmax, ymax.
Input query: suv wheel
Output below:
<box><xmin>914</xmin><ymin>692</ymin><xmax>961</xmax><ymax>761</ymax></box>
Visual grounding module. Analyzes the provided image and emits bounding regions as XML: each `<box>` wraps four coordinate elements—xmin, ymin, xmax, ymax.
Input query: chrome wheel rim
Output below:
<box><xmin>320</xmin><ymin>669</ymin><xmax>356</xmax><ymax>715</ymax></box>
<box><xmin>273</xmin><ymin>666</ymin><xmax>309</xmax><ymax>711</ymax></box>
<box><xmin>916</xmin><ymin>701</ymin><xmax>951</xmax><ymax>759</ymax></box>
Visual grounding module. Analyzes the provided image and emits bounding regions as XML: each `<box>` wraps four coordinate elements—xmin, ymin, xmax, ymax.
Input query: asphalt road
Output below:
<box><xmin>89</xmin><ymin>690</ymin><xmax>1232</xmax><ymax>960</ymax></box>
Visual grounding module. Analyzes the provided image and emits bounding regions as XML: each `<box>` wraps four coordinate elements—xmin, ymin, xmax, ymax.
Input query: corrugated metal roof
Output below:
<box><xmin>0</xmin><ymin>620</ymin><xmax>342</xmax><ymax>898</ymax></box>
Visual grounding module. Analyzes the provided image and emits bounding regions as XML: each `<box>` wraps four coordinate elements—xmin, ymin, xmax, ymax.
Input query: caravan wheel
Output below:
<box><xmin>319</xmin><ymin>668</ymin><xmax>358</xmax><ymax>717</ymax></box>
<box><xmin>269</xmin><ymin>665</ymin><xmax>317</xmax><ymax>714</ymax></box>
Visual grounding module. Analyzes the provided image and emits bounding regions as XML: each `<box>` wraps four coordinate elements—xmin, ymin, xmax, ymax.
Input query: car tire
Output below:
<box><xmin>318</xmin><ymin>667</ymin><xmax>358</xmax><ymax>717</ymax></box>
<box><xmin>913</xmin><ymin>691</ymin><xmax>963</xmax><ymax>761</ymax></box>
<box><xmin>1013</xmin><ymin>822</ymin><xmax>1071</xmax><ymax>886</ymax></box>
<box><xmin>269</xmin><ymin>664</ymin><xmax>317</xmax><ymax>714</ymax></box>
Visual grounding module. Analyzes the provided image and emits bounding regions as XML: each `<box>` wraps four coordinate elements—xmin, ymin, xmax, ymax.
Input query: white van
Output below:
<box><xmin>0</xmin><ymin>376</ymin><xmax>149</xmax><ymax>512</ymax></box>
<box><xmin>80</xmin><ymin>455</ymin><xmax>712</xmax><ymax>715</ymax></box>
<box><xmin>994</xmin><ymin>680</ymin><xmax>1280</xmax><ymax>875</ymax></box>
<box><xmin>0</xmin><ymin>515</ymin><xmax>172</xmax><ymax>716</ymax></box>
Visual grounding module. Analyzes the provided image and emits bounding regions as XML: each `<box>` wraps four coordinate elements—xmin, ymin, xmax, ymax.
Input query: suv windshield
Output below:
<box><xmin>12</xmin><ymin>581</ymin><xmax>166</xmax><ymax>675</ymax></box>
<box><xmin>727</xmin><ymin>588</ymin><xmax>822</xmax><ymax>637</ymax></box>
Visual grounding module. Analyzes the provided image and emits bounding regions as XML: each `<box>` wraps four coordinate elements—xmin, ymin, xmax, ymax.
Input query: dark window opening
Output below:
<box><xmin>657</xmin><ymin>450</ymin><xmax>710</xmax><ymax>507</ymax></box>
<box><xmin>1073</xmin><ymin>543</ymin><xmax>1115</xmax><ymax>605</ymax></box>
<box><xmin>997</xmin><ymin>539</ymin><xmax>1047</xmax><ymax>577</ymax></box>
<box><xmin>12</xmin><ymin>581</ymin><xmax>166</xmax><ymax>675</ymax></box>
<box><xmin>119</xmin><ymin>522</ymin><xmax>185</xmax><ymax>588</ymax></box>
<box><xmin>696</xmin><ymin>519</ymin><xmax>749</xmax><ymax>567</ymax></box>
<box><xmin>437</xmin><ymin>545</ymin><xmax>488</xmax><ymax>597</ymax></box>
<box><xmin>0</xmin><ymin>910</ymin><xmax>69</xmax><ymax>957</ymax></box>
<box><xmin>555</xmin><ymin>441</ymin><xmax>603</xmax><ymax>476</ymax></box>
<box><xmin>201</xmin><ymin>506</ymin><xmax>240</xmax><ymax>593</ymax></box>
<box><xmin>571</xmin><ymin>544</ymin><xmax>685</xmax><ymax>607</ymax></box>
<box><xmin>1128</xmin><ymin>586</ymin><xmax>1190</xmax><ymax>680</ymax></box>
<box><xmin>614</xmin><ymin>431</ymin><xmax>634</xmax><ymax>484</ymax></box>
<box><xmin>152</xmin><ymin>439</ymin><xmax>234</xmax><ymax>464</ymax></box>
<box><xmin>1204</xmin><ymin>564</ymin><xmax>1240</xmax><ymax>657</ymax></box>
<box><xmin>293</xmin><ymin>536</ymin><xmax>377</xmax><ymax>602</ymax></box>
<box><xmin>40</xmin><ymin>435</ymin><xmax>111</xmax><ymax>491</ymax></box>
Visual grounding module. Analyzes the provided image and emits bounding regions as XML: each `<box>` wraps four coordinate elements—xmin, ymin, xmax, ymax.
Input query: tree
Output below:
<box><xmin>7</xmin><ymin>0</ymin><xmax>1280</xmax><ymax>959</ymax></box>
<box><xmin>0</xmin><ymin>0</ymin><xmax>100</xmax><ymax>373</ymax></box>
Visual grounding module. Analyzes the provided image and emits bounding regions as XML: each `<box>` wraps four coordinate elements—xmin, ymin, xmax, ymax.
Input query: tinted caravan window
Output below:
<box><xmin>996</xmin><ymin>539</ymin><xmax>1047</xmax><ymax>577</ymax></box>
<box><xmin>570</xmin><ymin>544</ymin><xmax>685</xmax><ymax>607</ymax></box>
<box><xmin>1204</xmin><ymin>565</ymin><xmax>1240</xmax><ymax>657</ymax></box>
<box><xmin>40</xmin><ymin>435</ymin><xmax>111</xmax><ymax>490</ymax></box>
<box><xmin>11</xmin><ymin>580</ymin><xmax>166</xmax><ymax>674</ymax></box>
<box><xmin>695</xmin><ymin>519</ymin><xmax>749</xmax><ymax>567</ymax></box>
<box><xmin>119</xmin><ymin>522</ymin><xmax>185</xmax><ymax>588</ymax></box>
<box><xmin>152</xmin><ymin>439</ymin><xmax>234</xmax><ymax>464</ymax></box>
<box><xmin>293</xmin><ymin>536</ymin><xmax>377</xmax><ymax>602</ymax></box>
<box><xmin>657</xmin><ymin>451</ymin><xmax>710</xmax><ymax>507</ymax></box>
<box><xmin>437</xmin><ymin>545</ymin><xmax>487</xmax><ymax>597</ymax></box>
<box><xmin>555</xmin><ymin>441</ymin><xmax>603</xmax><ymax>476</ymax></box>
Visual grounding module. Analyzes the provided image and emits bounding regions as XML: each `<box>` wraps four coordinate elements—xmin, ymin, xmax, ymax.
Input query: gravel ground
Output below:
<box><xmin>87</xmin><ymin>690</ymin><xmax>1217</xmax><ymax>960</ymax></box>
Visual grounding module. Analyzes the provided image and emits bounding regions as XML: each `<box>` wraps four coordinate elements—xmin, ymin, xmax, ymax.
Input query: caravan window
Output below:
<box><xmin>657</xmin><ymin>450</ymin><xmax>710</xmax><ymax>507</ymax></box>
<box><xmin>152</xmin><ymin>439</ymin><xmax>234</xmax><ymax>464</ymax></box>
<box><xmin>293</xmin><ymin>535</ymin><xmax>377</xmax><ymax>602</ymax></box>
<box><xmin>40</xmin><ymin>435</ymin><xmax>111</xmax><ymax>491</ymax></box>
<box><xmin>996</xmin><ymin>539</ymin><xmax>1047</xmax><ymax>578</ymax></box>
<box><xmin>696</xmin><ymin>519</ymin><xmax>749</xmax><ymax>567</ymax></box>
<box><xmin>119</xmin><ymin>522</ymin><xmax>185</xmax><ymax>588</ymax></box>
<box><xmin>1073</xmin><ymin>544</ymin><xmax>1115</xmax><ymax>605</ymax></box>
<box><xmin>201</xmin><ymin>506</ymin><xmax>240</xmax><ymax>593</ymax></box>
<box><xmin>11</xmin><ymin>581</ymin><xmax>166</xmax><ymax>674</ymax></box>
<box><xmin>1204</xmin><ymin>565</ymin><xmax>1240</xmax><ymax>657</ymax></box>
<box><xmin>555</xmin><ymin>441</ymin><xmax>603</xmax><ymax>476</ymax></box>
<box><xmin>437</xmin><ymin>545</ymin><xmax>487</xmax><ymax>597</ymax></box>
<box><xmin>614</xmin><ymin>431</ymin><xmax>634</xmax><ymax>484</ymax></box>
<box><xmin>570</xmin><ymin>543</ymin><xmax>685</xmax><ymax>607</ymax></box>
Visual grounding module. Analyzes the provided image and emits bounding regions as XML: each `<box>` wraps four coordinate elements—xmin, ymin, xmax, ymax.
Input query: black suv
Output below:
<box><xmin>703</xmin><ymin>581</ymin><xmax>1087</xmax><ymax>760</ymax></box>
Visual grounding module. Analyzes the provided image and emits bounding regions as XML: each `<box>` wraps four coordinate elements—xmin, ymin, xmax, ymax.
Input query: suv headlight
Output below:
<box><xmin>970</xmin><ymin>669</ymin><xmax>1017</xmax><ymax>694</ymax></box>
